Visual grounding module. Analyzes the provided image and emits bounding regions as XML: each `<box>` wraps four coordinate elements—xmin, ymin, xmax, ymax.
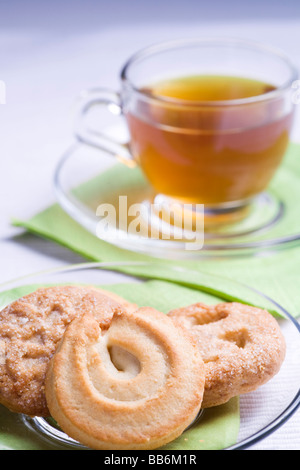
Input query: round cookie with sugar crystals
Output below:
<box><xmin>0</xmin><ymin>285</ymin><xmax>131</xmax><ymax>417</ymax></box>
<box><xmin>168</xmin><ymin>302</ymin><xmax>286</xmax><ymax>408</ymax></box>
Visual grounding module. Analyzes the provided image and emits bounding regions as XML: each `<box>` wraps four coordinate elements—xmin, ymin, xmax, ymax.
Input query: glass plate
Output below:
<box><xmin>53</xmin><ymin>140</ymin><xmax>300</xmax><ymax>259</ymax></box>
<box><xmin>0</xmin><ymin>262</ymin><xmax>299</xmax><ymax>450</ymax></box>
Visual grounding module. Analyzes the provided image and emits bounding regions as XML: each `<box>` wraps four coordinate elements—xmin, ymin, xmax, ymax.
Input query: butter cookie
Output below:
<box><xmin>168</xmin><ymin>302</ymin><xmax>286</xmax><ymax>408</ymax></box>
<box><xmin>45</xmin><ymin>307</ymin><xmax>205</xmax><ymax>450</ymax></box>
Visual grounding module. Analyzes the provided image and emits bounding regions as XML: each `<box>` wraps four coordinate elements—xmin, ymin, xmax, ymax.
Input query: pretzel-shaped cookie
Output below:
<box><xmin>45</xmin><ymin>307</ymin><xmax>205</xmax><ymax>450</ymax></box>
<box><xmin>168</xmin><ymin>302</ymin><xmax>286</xmax><ymax>408</ymax></box>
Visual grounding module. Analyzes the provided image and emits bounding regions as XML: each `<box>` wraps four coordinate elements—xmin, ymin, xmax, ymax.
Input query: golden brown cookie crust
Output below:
<box><xmin>45</xmin><ymin>307</ymin><xmax>205</xmax><ymax>450</ymax></box>
<box><xmin>0</xmin><ymin>285</ymin><xmax>128</xmax><ymax>416</ymax></box>
<box><xmin>168</xmin><ymin>302</ymin><xmax>286</xmax><ymax>408</ymax></box>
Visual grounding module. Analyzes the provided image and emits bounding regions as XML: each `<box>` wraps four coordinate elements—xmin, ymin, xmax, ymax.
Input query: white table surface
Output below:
<box><xmin>1</xmin><ymin>0</ymin><xmax>300</xmax><ymax>450</ymax></box>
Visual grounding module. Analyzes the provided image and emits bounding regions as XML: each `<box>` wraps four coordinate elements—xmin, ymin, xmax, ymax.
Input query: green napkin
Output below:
<box><xmin>0</xmin><ymin>279</ymin><xmax>239</xmax><ymax>451</ymax></box>
<box><xmin>12</xmin><ymin>142</ymin><xmax>300</xmax><ymax>318</ymax></box>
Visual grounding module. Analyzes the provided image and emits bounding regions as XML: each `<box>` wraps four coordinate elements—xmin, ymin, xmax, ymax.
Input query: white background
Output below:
<box><xmin>0</xmin><ymin>0</ymin><xmax>300</xmax><ymax>450</ymax></box>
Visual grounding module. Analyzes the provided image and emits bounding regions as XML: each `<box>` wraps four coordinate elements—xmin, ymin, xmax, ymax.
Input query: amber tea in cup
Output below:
<box><xmin>75</xmin><ymin>39</ymin><xmax>297</xmax><ymax>221</ymax></box>
<box><xmin>127</xmin><ymin>74</ymin><xmax>294</xmax><ymax>205</ymax></box>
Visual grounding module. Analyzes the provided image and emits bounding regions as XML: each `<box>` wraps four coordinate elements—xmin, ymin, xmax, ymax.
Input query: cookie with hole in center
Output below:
<box><xmin>45</xmin><ymin>307</ymin><xmax>205</xmax><ymax>450</ymax></box>
<box><xmin>168</xmin><ymin>302</ymin><xmax>286</xmax><ymax>408</ymax></box>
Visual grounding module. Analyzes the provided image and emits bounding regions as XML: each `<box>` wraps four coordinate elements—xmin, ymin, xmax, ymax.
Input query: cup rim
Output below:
<box><xmin>120</xmin><ymin>37</ymin><xmax>299</xmax><ymax>107</ymax></box>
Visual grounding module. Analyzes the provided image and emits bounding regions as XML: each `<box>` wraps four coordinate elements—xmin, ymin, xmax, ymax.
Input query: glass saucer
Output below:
<box><xmin>53</xmin><ymin>141</ymin><xmax>300</xmax><ymax>259</ymax></box>
<box><xmin>0</xmin><ymin>262</ymin><xmax>299</xmax><ymax>450</ymax></box>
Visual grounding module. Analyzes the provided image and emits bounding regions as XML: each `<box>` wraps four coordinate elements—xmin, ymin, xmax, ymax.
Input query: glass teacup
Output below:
<box><xmin>75</xmin><ymin>38</ymin><xmax>298</xmax><ymax>226</ymax></box>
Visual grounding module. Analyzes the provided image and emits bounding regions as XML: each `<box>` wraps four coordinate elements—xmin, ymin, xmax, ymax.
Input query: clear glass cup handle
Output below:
<box><xmin>74</xmin><ymin>88</ymin><xmax>134</xmax><ymax>164</ymax></box>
